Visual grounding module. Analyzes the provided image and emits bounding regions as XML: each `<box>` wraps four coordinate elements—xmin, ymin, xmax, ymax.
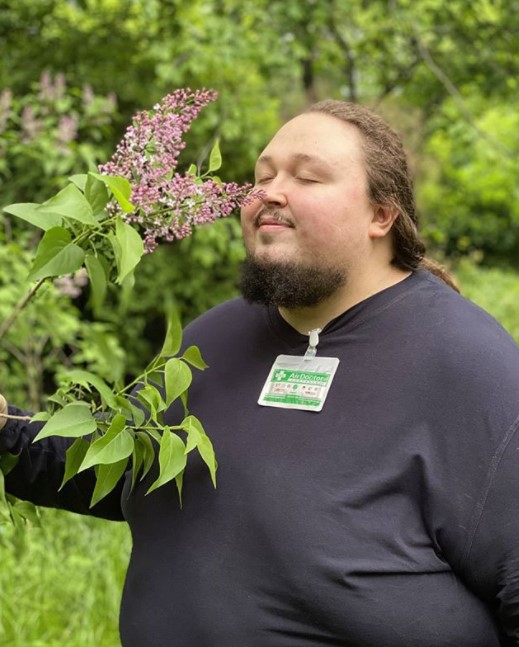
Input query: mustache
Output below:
<box><xmin>254</xmin><ymin>208</ymin><xmax>295</xmax><ymax>228</ymax></box>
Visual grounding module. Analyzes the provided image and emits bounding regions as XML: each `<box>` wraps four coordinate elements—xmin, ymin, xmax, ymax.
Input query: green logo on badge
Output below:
<box><xmin>271</xmin><ymin>369</ymin><xmax>329</xmax><ymax>386</ymax></box>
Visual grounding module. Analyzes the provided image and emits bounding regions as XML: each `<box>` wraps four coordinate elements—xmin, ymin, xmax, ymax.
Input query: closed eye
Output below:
<box><xmin>255</xmin><ymin>177</ymin><xmax>273</xmax><ymax>185</ymax></box>
<box><xmin>296</xmin><ymin>177</ymin><xmax>320</xmax><ymax>183</ymax></box>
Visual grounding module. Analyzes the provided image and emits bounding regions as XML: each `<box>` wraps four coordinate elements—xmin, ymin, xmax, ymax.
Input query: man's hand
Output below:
<box><xmin>0</xmin><ymin>394</ymin><xmax>7</xmax><ymax>430</ymax></box>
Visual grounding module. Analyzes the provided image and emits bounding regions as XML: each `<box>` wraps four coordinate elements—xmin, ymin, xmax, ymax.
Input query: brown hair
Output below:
<box><xmin>306</xmin><ymin>100</ymin><xmax>459</xmax><ymax>292</ymax></box>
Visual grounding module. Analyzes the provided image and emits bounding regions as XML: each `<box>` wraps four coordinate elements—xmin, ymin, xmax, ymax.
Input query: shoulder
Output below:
<box><xmin>403</xmin><ymin>270</ymin><xmax>517</xmax><ymax>357</ymax></box>
<box><xmin>181</xmin><ymin>297</ymin><xmax>269</xmax><ymax>353</ymax></box>
<box><xmin>403</xmin><ymin>271</ymin><xmax>519</xmax><ymax>420</ymax></box>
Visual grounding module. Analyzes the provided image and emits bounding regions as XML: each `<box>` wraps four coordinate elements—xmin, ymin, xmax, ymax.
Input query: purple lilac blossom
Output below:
<box><xmin>54</xmin><ymin>269</ymin><xmax>89</xmax><ymax>299</ymax></box>
<box><xmin>99</xmin><ymin>88</ymin><xmax>255</xmax><ymax>253</ymax></box>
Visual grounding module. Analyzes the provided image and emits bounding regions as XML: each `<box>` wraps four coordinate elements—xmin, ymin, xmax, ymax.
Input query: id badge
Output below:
<box><xmin>258</xmin><ymin>354</ymin><xmax>339</xmax><ymax>412</ymax></box>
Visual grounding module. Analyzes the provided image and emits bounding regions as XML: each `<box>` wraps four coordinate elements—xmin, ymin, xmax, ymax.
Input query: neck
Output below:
<box><xmin>278</xmin><ymin>265</ymin><xmax>411</xmax><ymax>334</ymax></box>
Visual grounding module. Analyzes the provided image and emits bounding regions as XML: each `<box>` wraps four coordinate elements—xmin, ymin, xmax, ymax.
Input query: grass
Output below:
<box><xmin>0</xmin><ymin>508</ymin><xmax>130</xmax><ymax>646</ymax></box>
<box><xmin>454</xmin><ymin>259</ymin><xmax>519</xmax><ymax>341</ymax></box>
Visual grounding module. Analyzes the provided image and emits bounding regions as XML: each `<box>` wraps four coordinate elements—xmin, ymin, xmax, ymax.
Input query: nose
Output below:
<box><xmin>260</xmin><ymin>183</ymin><xmax>288</xmax><ymax>208</ymax></box>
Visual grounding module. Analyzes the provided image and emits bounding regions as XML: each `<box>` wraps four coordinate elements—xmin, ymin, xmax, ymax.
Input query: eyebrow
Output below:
<box><xmin>256</xmin><ymin>153</ymin><xmax>331</xmax><ymax>167</ymax></box>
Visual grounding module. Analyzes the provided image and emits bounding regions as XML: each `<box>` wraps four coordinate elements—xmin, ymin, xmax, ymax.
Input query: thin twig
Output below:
<box><xmin>0</xmin><ymin>412</ymin><xmax>32</xmax><ymax>422</ymax></box>
<box><xmin>413</xmin><ymin>24</ymin><xmax>514</xmax><ymax>158</ymax></box>
<box><xmin>0</xmin><ymin>278</ymin><xmax>46</xmax><ymax>342</ymax></box>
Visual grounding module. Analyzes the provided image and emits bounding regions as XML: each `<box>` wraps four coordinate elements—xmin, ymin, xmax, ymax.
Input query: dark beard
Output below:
<box><xmin>239</xmin><ymin>256</ymin><xmax>346</xmax><ymax>308</ymax></box>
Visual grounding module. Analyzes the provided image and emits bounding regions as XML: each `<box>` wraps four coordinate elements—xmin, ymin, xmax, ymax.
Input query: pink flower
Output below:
<box><xmin>99</xmin><ymin>89</ymin><xmax>255</xmax><ymax>253</ymax></box>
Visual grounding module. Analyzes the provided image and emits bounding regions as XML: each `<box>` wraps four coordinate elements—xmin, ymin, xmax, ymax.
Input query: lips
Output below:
<box><xmin>255</xmin><ymin>210</ymin><xmax>294</xmax><ymax>229</ymax></box>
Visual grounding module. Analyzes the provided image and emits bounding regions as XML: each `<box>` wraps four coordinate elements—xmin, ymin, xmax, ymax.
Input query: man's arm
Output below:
<box><xmin>461</xmin><ymin>415</ymin><xmax>519</xmax><ymax>640</ymax></box>
<box><xmin>0</xmin><ymin>396</ymin><xmax>126</xmax><ymax>521</ymax></box>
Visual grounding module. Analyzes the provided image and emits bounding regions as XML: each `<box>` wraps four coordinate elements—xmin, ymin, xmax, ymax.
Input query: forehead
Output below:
<box><xmin>258</xmin><ymin>112</ymin><xmax>365</xmax><ymax>169</ymax></box>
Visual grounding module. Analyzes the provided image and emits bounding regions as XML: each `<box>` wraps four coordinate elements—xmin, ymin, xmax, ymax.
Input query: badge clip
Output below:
<box><xmin>304</xmin><ymin>328</ymin><xmax>321</xmax><ymax>359</ymax></box>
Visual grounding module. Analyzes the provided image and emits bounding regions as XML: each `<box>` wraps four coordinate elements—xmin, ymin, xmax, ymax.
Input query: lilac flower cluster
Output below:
<box><xmin>54</xmin><ymin>268</ymin><xmax>89</xmax><ymax>299</ymax></box>
<box><xmin>99</xmin><ymin>89</ymin><xmax>254</xmax><ymax>253</ymax></box>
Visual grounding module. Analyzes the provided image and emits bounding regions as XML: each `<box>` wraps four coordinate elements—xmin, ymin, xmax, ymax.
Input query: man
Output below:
<box><xmin>1</xmin><ymin>101</ymin><xmax>519</xmax><ymax>646</ymax></box>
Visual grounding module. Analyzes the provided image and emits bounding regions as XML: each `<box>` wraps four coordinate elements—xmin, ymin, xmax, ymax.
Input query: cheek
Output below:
<box><xmin>240</xmin><ymin>198</ymin><xmax>259</xmax><ymax>227</ymax></box>
<box><xmin>240</xmin><ymin>205</ymin><xmax>256</xmax><ymax>248</ymax></box>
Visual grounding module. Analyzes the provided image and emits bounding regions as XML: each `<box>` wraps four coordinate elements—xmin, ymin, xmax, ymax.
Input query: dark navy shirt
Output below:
<box><xmin>3</xmin><ymin>271</ymin><xmax>519</xmax><ymax>645</ymax></box>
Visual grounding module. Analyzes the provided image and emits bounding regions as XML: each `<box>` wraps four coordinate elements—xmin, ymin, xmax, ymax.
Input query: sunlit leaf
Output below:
<box><xmin>13</xmin><ymin>501</ymin><xmax>40</xmax><ymax>527</ymax></box>
<box><xmin>90</xmin><ymin>458</ymin><xmax>128</xmax><ymax>507</ymax></box>
<box><xmin>80</xmin><ymin>415</ymin><xmax>133</xmax><ymax>471</ymax></box>
<box><xmin>64</xmin><ymin>368</ymin><xmax>118</xmax><ymax>408</ymax></box>
<box><xmin>38</xmin><ymin>183</ymin><xmax>97</xmax><ymax>226</ymax></box>
<box><xmin>136</xmin><ymin>432</ymin><xmax>156</xmax><ymax>480</ymax></box>
<box><xmin>85</xmin><ymin>253</ymin><xmax>108</xmax><ymax>315</ymax></box>
<box><xmin>183</xmin><ymin>415</ymin><xmax>217</xmax><ymax>487</ymax></box>
<box><xmin>208</xmin><ymin>138</ymin><xmax>222</xmax><ymax>172</ymax></box>
<box><xmin>33</xmin><ymin>403</ymin><xmax>97</xmax><ymax>441</ymax></box>
<box><xmin>60</xmin><ymin>438</ymin><xmax>90</xmax><ymax>489</ymax></box>
<box><xmin>90</xmin><ymin>172</ymin><xmax>135</xmax><ymax>213</ymax></box>
<box><xmin>3</xmin><ymin>203</ymin><xmax>62</xmax><ymax>230</ymax></box>
<box><xmin>28</xmin><ymin>227</ymin><xmax>85</xmax><ymax>281</ymax></box>
<box><xmin>146</xmin><ymin>430</ymin><xmax>186</xmax><ymax>495</ymax></box>
<box><xmin>85</xmin><ymin>173</ymin><xmax>110</xmax><ymax>215</ymax></box>
<box><xmin>68</xmin><ymin>174</ymin><xmax>88</xmax><ymax>191</ymax></box>
<box><xmin>137</xmin><ymin>384</ymin><xmax>167</xmax><ymax>417</ymax></box>
<box><xmin>164</xmin><ymin>358</ymin><xmax>192</xmax><ymax>407</ymax></box>
<box><xmin>113</xmin><ymin>217</ymin><xmax>144</xmax><ymax>284</ymax></box>
<box><xmin>160</xmin><ymin>309</ymin><xmax>182</xmax><ymax>357</ymax></box>
<box><xmin>182</xmin><ymin>345</ymin><xmax>209</xmax><ymax>370</ymax></box>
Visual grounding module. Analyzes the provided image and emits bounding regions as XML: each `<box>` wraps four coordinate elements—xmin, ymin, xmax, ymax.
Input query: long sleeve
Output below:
<box><xmin>461</xmin><ymin>414</ymin><xmax>519</xmax><ymax>640</ymax></box>
<box><xmin>0</xmin><ymin>405</ymin><xmax>125</xmax><ymax>521</ymax></box>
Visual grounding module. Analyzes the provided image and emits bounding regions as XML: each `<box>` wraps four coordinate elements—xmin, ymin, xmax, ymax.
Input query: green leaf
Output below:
<box><xmin>146</xmin><ymin>430</ymin><xmax>187</xmax><ymax>495</ymax></box>
<box><xmin>147</xmin><ymin>370</ymin><xmax>165</xmax><ymax>390</ymax></box>
<box><xmin>208</xmin><ymin>138</ymin><xmax>222</xmax><ymax>172</ymax></box>
<box><xmin>175</xmin><ymin>469</ymin><xmax>184</xmax><ymax>508</ymax></box>
<box><xmin>3</xmin><ymin>203</ymin><xmax>63</xmax><ymax>230</ymax></box>
<box><xmin>85</xmin><ymin>174</ymin><xmax>110</xmax><ymax>215</ymax></box>
<box><xmin>90</xmin><ymin>173</ymin><xmax>135</xmax><ymax>213</ymax></box>
<box><xmin>68</xmin><ymin>174</ymin><xmax>88</xmax><ymax>191</ymax></box>
<box><xmin>131</xmin><ymin>441</ymin><xmax>144</xmax><ymax>491</ymax></box>
<box><xmin>145</xmin><ymin>427</ymin><xmax>162</xmax><ymax>444</ymax></box>
<box><xmin>79</xmin><ymin>414</ymin><xmax>133</xmax><ymax>471</ymax></box>
<box><xmin>197</xmin><ymin>433</ymin><xmax>217</xmax><ymax>488</ymax></box>
<box><xmin>38</xmin><ymin>183</ymin><xmax>97</xmax><ymax>226</ymax></box>
<box><xmin>183</xmin><ymin>416</ymin><xmax>217</xmax><ymax>487</ymax></box>
<box><xmin>0</xmin><ymin>470</ymin><xmax>6</xmax><ymax>505</ymax></box>
<box><xmin>0</xmin><ymin>452</ymin><xmax>18</xmax><ymax>476</ymax></box>
<box><xmin>85</xmin><ymin>253</ymin><xmax>108</xmax><ymax>315</ymax></box>
<box><xmin>113</xmin><ymin>218</ymin><xmax>144</xmax><ymax>284</ymax></box>
<box><xmin>118</xmin><ymin>270</ymin><xmax>136</xmax><ymax>312</ymax></box>
<box><xmin>90</xmin><ymin>458</ymin><xmax>128</xmax><ymax>507</ymax></box>
<box><xmin>137</xmin><ymin>384</ymin><xmax>167</xmax><ymax>417</ymax></box>
<box><xmin>28</xmin><ymin>227</ymin><xmax>85</xmax><ymax>281</ymax></box>
<box><xmin>13</xmin><ymin>500</ymin><xmax>40</xmax><ymax>526</ymax></box>
<box><xmin>164</xmin><ymin>358</ymin><xmax>192</xmax><ymax>407</ymax></box>
<box><xmin>33</xmin><ymin>403</ymin><xmax>97</xmax><ymax>442</ymax></box>
<box><xmin>113</xmin><ymin>395</ymin><xmax>145</xmax><ymax>427</ymax></box>
<box><xmin>30</xmin><ymin>412</ymin><xmax>51</xmax><ymax>423</ymax></box>
<box><xmin>187</xmin><ymin>163</ymin><xmax>198</xmax><ymax>176</ymax></box>
<box><xmin>60</xmin><ymin>438</ymin><xmax>90</xmax><ymax>489</ymax></box>
<box><xmin>9</xmin><ymin>504</ymin><xmax>25</xmax><ymax>530</ymax></box>
<box><xmin>129</xmin><ymin>402</ymin><xmax>146</xmax><ymax>428</ymax></box>
<box><xmin>161</xmin><ymin>310</ymin><xmax>183</xmax><ymax>357</ymax></box>
<box><xmin>182</xmin><ymin>345</ymin><xmax>209</xmax><ymax>370</ymax></box>
<box><xmin>64</xmin><ymin>368</ymin><xmax>117</xmax><ymax>409</ymax></box>
<box><xmin>136</xmin><ymin>432</ymin><xmax>156</xmax><ymax>480</ymax></box>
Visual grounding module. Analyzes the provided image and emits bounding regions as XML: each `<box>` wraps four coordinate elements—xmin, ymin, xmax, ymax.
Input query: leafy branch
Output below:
<box><xmin>0</xmin><ymin>89</ymin><xmax>253</xmax><ymax>528</ymax></box>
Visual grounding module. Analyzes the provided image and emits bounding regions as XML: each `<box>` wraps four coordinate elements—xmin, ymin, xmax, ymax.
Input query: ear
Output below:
<box><xmin>368</xmin><ymin>204</ymin><xmax>400</xmax><ymax>239</ymax></box>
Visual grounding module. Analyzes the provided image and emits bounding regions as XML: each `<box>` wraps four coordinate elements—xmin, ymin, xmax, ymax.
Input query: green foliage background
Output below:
<box><xmin>1</xmin><ymin>0</ymin><xmax>518</xmax><ymax>644</ymax></box>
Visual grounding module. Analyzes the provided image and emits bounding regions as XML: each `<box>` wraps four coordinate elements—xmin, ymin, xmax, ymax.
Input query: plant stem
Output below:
<box><xmin>0</xmin><ymin>413</ymin><xmax>32</xmax><ymax>422</ymax></box>
<box><xmin>0</xmin><ymin>279</ymin><xmax>46</xmax><ymax>342</ymax></box>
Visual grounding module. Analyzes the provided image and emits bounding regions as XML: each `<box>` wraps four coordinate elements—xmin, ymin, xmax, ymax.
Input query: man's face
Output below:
<box><xmin>240</xmin><ymin>112</ymin><xmax>377</xmax><ymax>277</ymax></box>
